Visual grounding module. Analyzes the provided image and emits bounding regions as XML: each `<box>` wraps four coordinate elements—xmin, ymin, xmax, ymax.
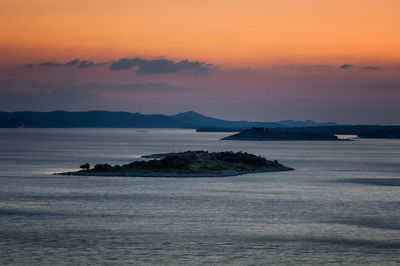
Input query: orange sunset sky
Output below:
<box><xmin>1</xmin><ymin>0</ymin><xmax>400</xmax><ymax>123</ymax></box>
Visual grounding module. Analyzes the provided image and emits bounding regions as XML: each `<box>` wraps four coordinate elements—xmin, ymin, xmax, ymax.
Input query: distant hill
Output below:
<box><xmin>273</xmin><ymin>125</ymin><xmax>400</xmax><ymax>136</ymax></box>
<box><xmin>222</xmin><ymin>126</ymin><xmax>400</xmax><ymax>141</ymax></box>
<box><xmin>0</xmin><ymin>110</ymin><xmax>342</xmax><ymax>129</ymax></box>
<box><xmin>171</xmin><ymin>111</ymin><xmax>280</xmax><ymax>129</ymax></box>
<box><xmin>357</xmin><ymin>128</ymin><xmax>400</xmax><ymax>139</ymax></box>
<box><xmin>0</xmin><ymin>111</ymin><xmax>189</xmax><ymax>128</ymax></box>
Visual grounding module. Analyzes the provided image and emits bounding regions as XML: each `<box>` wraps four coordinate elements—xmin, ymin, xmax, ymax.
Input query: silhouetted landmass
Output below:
<box><xmin>0</xmin><ymin>111</ymin><xmax>281</xmax><ymax>129</ymax></box>
<box><xmin>222</xmin><ymin>127</ymin><xmax>339</xmax><ymax>141</ymax></box>
<box><xmin>196</xmin><ymin>127</ymin><xmax>241</xmax><ymax>132</ymax></box>
<box><xmin>198</xmin><ymin>125</ymin><xmax>400</xmax><ymax>137</ymax></box>
<box><xmin>358</xmin><ymin>129</ymin><xmax>400</xmax><ymax>139</ymax></box>
<box><xmin>2</xmin><ymin>111</ymin><xmax>398</xmax><ymax>139</ymax></box>
<box><xmin>171</xmin><ymin>111</ymin><xmax>280</xmax><ymax>128</ymax></box>
<box><xmin>0</xmin><ymin>110</ymin><xmax>339</xmax><ymax>129</ymax></box>
<box><xmin>56</xmin><ymin>151</ymin><xmax>293</xmax><ymax>177</ymax></box>
<box><xmin>272</xmin><ymin>125</ymin><xmax>400</xmax><ymax>136</ymax></box>
<box><xmin>0</xmin><ymin>111</ymin><xmax>190</xmax><ymax>128</ymax></box>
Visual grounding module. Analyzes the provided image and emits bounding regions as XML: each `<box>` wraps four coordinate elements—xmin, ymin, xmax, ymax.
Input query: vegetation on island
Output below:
<box><xmin>80</xmin><ymin>163</ymin><xmax>90</xmax><ymax>171</ymax></box>
<box><xmin>57</xmin><ymin>151</ymin><xmax>293</xmax><ymax>177</ymax></box>
<box><xmin>222</xmin><ymin>127</ymin><xmax>339</xmax><ymax>141</ymax></box>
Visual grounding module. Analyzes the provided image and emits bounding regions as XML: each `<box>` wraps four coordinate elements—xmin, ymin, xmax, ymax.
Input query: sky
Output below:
<box><xmin>1</xmin><ymin>0</ymin><xmax>400</xmax><ymax>124</ymax></box>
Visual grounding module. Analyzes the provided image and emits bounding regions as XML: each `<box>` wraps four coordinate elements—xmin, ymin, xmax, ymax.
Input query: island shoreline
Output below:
<box><xmin>55</xmin><ymin>167</ymin><xmax>294</xmax><ymax>178</ymax></box>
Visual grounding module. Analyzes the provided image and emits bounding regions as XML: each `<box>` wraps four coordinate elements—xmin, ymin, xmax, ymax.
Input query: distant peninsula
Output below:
<box><xmin>56</xmin><ymin>151</ymin><xmax>293</xmax><ymax>177</ymax></box>
<box><xmin>222</xmin><ymin>127</ymin><xmax>339</xmax><ymax>141</ymax></box>
<box><xmin>357</xmin><ymin>129</ymin><xmax>400</xmax><ymax>139</ymax></box>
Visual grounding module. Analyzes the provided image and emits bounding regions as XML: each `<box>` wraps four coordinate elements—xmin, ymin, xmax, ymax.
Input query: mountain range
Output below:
<box><xmin>0</xmin><ymin>110</ymin><xmax>339</xmax><ymax>128</ymax></box>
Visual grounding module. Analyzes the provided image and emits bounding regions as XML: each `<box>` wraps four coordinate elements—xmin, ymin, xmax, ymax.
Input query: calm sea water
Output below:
<box><xmin>0</xmin><ymin>128</ymin><xmax>399</xmax><ymax>265</ymax></box>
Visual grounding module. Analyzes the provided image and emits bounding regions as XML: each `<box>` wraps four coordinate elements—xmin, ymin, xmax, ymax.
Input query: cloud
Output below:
<box><xmin>26</xmin><ymin>59</ymin><xmax>108</xmax><ymax>69</ymax></box>
<box><xmin>280</xmin><ymin>64</ymin><xmax>328</xmax><ymax>69</ymax></box>
<box><xmin>78</xmin><ymin>60</ymin><xmax>108</xmax><ymax>69</ymax></box>
<box><xmin>109</xmin><ymin>57</ymin><xmax>212</xmax><ymax>74</ymax></box>
<box><xmin>38</xmin><ymin>61</ymin><xmax>62</xmax><ymax>67</ymax></box>
<box><xmin>24</xmin><ymin>57</ymin><xmax>211</xmax><ymax>74</ymax></box>
<box><xmin>314</xmin><ymin>65</ymin><xmax>327</xmax><ymax>68</ymax></box>
<box><xmin>108</xmin><ymin>58</ymin><xmax>138</xmax><ymax>70</ymax></box>
<box><xmin>340</xmin><ymin>64</ymin><xmax>354</xmax><ymax>69</ymax></box>
<box><xmin>65</xmin><ymin>59</ymin><xmax>80</xmax><ymax>66</ymax></box>
<box><xmin>362</xmin><ymin>66</ymin><xmax>382</xmax><ymax>71</ymax></box>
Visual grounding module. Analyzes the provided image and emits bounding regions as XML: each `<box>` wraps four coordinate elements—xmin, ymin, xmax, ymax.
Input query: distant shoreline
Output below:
<box><xmin>55</xmin><ymin>167</ymin><xmax>294</xmax><ymax>178</ymax></box>
<box><xmin>222</xmin><ymin>127</ymin><xmax>340</xmax><ymax>141</ymax></box>
<box><xmin>221</xmin><ymin>138</ymin><xmax>346</xmax><ymax>141</ymax></box>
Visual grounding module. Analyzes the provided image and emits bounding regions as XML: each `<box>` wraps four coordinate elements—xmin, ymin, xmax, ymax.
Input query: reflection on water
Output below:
<box><xmin>0</xmin><ymin>128</ymin><xmax>399</xmax><ymax>265</ymax></box>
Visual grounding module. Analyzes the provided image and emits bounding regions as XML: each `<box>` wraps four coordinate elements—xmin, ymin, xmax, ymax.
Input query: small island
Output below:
<box><xmin>222</xmin><ymin>127</ymin><xmax>339</xmax><ymax>141</ymax></box>
<box><xmin>56</xmin><ymin>151</ymin><xmax>293</xmax><ymax>177</ymax></box>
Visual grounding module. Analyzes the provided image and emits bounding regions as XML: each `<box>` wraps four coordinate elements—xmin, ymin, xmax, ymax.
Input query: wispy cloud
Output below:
<box><xmin>38</xmin><ymin>62</ymin><xmax>62</xmax><ymax>67</ymax></box>
<box><xmin>25</xmin><ymin>59</ymin><xmax>108</xmax><ymax>69</ymax></box>
<box><xmin>280</xmin><ymin>64</ymin><xmax>328</xmax><ymax>69</ymax></box>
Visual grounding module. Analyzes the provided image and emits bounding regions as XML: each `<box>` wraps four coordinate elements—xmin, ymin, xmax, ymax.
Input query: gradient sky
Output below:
<box><xmin>1</xmin><ymin>0</ymin><xmax>400</xmax><ymax>124</ymax></box>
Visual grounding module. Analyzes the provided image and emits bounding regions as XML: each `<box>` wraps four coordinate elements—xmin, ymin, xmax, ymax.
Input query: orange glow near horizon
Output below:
<box><xmin>1</xmin><ymin>0</ymin><xmax>400</xmax><ymax>66</ymax></box>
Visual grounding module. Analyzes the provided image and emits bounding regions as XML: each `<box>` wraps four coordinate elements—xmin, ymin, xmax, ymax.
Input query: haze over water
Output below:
<box><xmin>0</xmin><ymin>128</ymin><xmax>399</xmax><ymax>265</ymax></box>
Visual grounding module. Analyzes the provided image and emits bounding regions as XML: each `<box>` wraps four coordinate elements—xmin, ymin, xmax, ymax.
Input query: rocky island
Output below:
<box><xmin>56</xmin><ymin>151</ymin><xmax>293</xmax><ymax>177</ymax></box>
<box><xmin>222</xmin><ymin>127</ymin><xmax>339</xmax><ymax>141</ymax></box>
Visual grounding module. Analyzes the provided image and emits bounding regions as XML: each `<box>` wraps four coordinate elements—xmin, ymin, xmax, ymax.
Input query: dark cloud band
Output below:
<box><xmin>109</xmin><ymin>57</ymin><xmax>211</xmax><ymax>74</ymax></box>
<box><xmin>26</xmin><ymin>59</ymin><xmax>108</xmax><ymax>69</ymax></box>
<box><xmin>340</xmin><ymin>64</ymin><xmax>354</xmax><ymax>69</ymax></box>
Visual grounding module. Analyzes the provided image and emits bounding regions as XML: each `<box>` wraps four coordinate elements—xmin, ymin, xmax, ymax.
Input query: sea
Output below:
<box><xmin>0</xmin><ymin>128</ymin><xmax>399</xmax><ymax>265</ymax></box>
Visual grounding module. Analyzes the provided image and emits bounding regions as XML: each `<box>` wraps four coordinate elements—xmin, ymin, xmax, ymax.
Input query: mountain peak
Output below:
<box><xmin>173</xmin><ymin>111</ymin><xmax>208</xmax><ymax>118</ymax></box>
<box><xmin>176</xmin><ymin>111</ymin><xmax>201</xmax><ymax>115</ymax></box>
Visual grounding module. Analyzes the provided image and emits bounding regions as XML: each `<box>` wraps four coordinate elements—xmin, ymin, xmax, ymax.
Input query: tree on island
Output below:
<box><xmin>80</xmin><ymin>163</ymin><xmax>90</xmax><ymax>171</ymax></box>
